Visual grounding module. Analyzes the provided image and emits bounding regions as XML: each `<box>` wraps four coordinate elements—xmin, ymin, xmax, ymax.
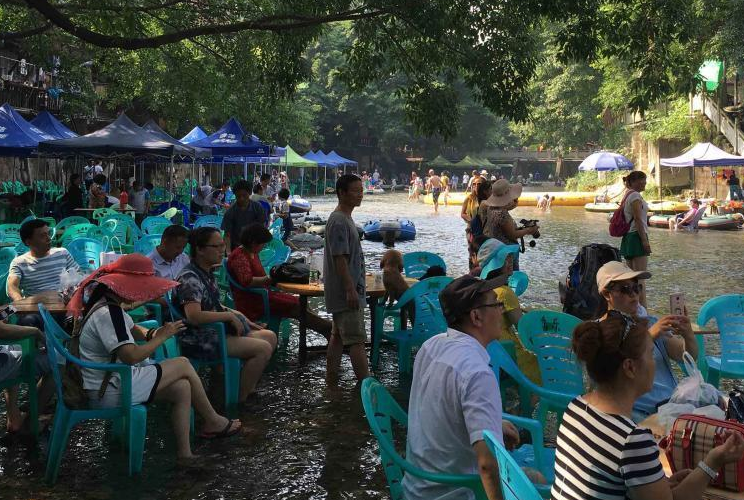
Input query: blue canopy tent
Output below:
<box><xmin>326</xmin><ymin>150</ymin><xmax>358</xmax><ymax>176</ymax></box>
<box><xmin>180</xmin><ymin>126</ymin><xmax>207</xmax><ymax>144</ymax></box>
<box><xmin>304</xmin><ymin>150</ymin><xmax>340</xmax><ymax>195</ymax></box>
<box><xmin>0</xmin><ymin>103</ymin><xmax>57</xmax><ymax>157</ymax></box>
<box><xmin>189</xmin><ymin>117</ymin><xmax>272</xmax><ymax>183</ymax></box>
<box><xmin>30</xmin><ymin>110</ymin><xmax>78</xmax><ymax>140</ymax></box>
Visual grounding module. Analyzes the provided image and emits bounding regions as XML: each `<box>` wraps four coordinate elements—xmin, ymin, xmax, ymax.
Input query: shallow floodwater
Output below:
<box><xmin>1</xmin><ymin>191</ymin><xmax>742</xmax><ymax>499</ymax></box>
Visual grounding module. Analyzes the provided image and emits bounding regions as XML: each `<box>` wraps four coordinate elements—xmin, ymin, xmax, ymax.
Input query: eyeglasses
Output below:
<box><xmin>611</xmin><ymin>283</ymin><xmax>642</xmax><ymax>296</ymax></box>
<box><xmin>600</xmin><ymin>310</ymin><xmax>637</xmax><ymax>347</ymax></box>
<box><xmin>468</xmin><ymin>301</ymin><xmax>504</xmax><ymax>313</ymax></box>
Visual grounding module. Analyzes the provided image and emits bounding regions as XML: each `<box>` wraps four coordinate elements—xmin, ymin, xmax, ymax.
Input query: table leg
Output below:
<box><xmin>368</xmin><ymin>296</ymin><xmax>379</xmax><ymax>361</ymax></box>
<box><xmin>299</xmin><ymin>295</ymin><xmax>308</xmax><ymax>363</ymax></box>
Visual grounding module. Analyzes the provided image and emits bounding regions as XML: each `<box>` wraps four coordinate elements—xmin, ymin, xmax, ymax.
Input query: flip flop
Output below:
<box><xmin>198</xmin><ymin>419</ymin><xmax>241</xmax><ymax>440</ymax></box>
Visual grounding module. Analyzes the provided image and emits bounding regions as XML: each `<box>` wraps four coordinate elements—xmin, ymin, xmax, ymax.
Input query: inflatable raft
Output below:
<box><xmin>423</xmin><ymin>191</ymin><xmax>596</xmax><ymax>207</ymax></box>
<box><xmin>303</xmin><ymin>218</ymin><xmax>365</xmax><ymax>238</ymax></box>
<box><xmin>584</xmin><ymin>202</ymin><xmax>620</xmax><ymax>213</ymax></box>
<box><xmin>288</xmin><ymin>195</ymin><xmax>312</xmax><ymax>213</ymax></box>
<box><xmin>363</xmin><ymin>219</ymin><xmax>416</xmax><ymax>242</ymax></box>
<box><xmin>288</xmin><ymin>233</ymin><xmax>324</xmax><ymax>250</ymax></box>
<box><xmin>365</xmin><ymin>186</ymin><xmax>385</xmax><ymax>195</ymax></box>
<box><xmin>646</xmin><ymin>200</ymin><xmax>690</xmax><ymax>215</ymax></box>
<box><xmin>648</xmin><ymin>214</ymin><xmax>742</xmax><ymax>230</ymax></box>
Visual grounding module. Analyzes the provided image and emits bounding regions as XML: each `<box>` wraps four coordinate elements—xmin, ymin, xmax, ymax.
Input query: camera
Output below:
<box><xmin>518</xmin><ymin>219</ymin><xmax>540</xmax><ymax>251</ymax></box>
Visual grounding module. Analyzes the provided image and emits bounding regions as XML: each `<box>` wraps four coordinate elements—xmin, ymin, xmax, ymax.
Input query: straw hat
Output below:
<box><xmin>483</xmin><ymin>179</ymin><xmax>522</xmax><ymax>207</ymax></box>
<box><xmin>67</xmin><ymin>254</ymin><xmax>179</xmax><ymax>319</ymax></box>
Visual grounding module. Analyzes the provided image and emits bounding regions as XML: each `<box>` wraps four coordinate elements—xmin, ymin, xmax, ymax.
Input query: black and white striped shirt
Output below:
<box><xmin>550</xmin><ymin>397</ymin><xmax>665</xmax><ymax>500</ymax></box>
<box><xmin>9</xmin><ymin>248</ymin><xmax>79</xmax><ymax>296</ymax></box>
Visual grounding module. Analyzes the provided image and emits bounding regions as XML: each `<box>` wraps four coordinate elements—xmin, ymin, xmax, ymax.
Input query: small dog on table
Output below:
<box><xmin>380</xmin><ymin>249</ymin><xmax>409</xmax><ymax>306</ymax></box>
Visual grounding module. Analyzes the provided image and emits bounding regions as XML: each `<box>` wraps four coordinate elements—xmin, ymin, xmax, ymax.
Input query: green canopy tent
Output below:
<box><xmin>473</xmin><ymin>156</ymin><xmax>496</xmax><ymax>168</ymax></box>
<box><xmin>280</xmin><ymin>145</ymin><xmax>317</xmax><ymax>195</ymax></box>
<box><xmin>453</xmin><ymin>155</ymin><xmax>486</xmax><ymax>169</ymax></box>
<box><xmin>428</xmin><ymin>155</ymin><xmax>457</xmax><ymax>168</ymax></box>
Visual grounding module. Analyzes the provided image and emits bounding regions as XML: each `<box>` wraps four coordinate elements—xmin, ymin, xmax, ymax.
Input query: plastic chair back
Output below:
<box><xmin>360</xmin><ymin>378</ymin><xmax>487</xmax><ymax>500</ymax></box>
<box><xmin>483</xmin><ymin>431</ymin><xmax>542</xmax><ymax>500</ymax></box>
<box><xmin>55</xmin><ymin>216</ymin><xmax>90</xmax><ymax>240</ymax></box>
<box><xmin>158</xmin><ymin>207</ymin><xmax>178</xmax><ymax>220</ymax></box>
<box><xmin>66</xmin><ymin>238</ymin><xmax>103</xmax><ymax>271</ymax></box>
<box><xmin>92</xmin><ymin>208</ymin><xmax>117</xmax><ymax>221</ymax></box>
<box><xmin>0</xmin><ymin>246</ymin><xmax>16</xmax><ymax>276</ymax></box>
<box><xmin>517</xmin><ymin>310</ymin><xmax>584</xmax><ymax>397</ymax></box>
<box><xmin>0</xmin><ymin>223</ymin><xmax>22</xmax><ymax>247</ymax></box>
<box><xmin>60</xmin><ymin>223</ymin><xmax>95</xmax><ymax>247</ymax></box>
<box><xmin>402</xmin><ymin>251</ymin><xmax>447</xmax><ymax>278</ymax></box>
<box><xmin>698</xmin><ymin>294</ymin><xmax>744</xmax><ymax>373</ymax></box>
<box><xmin>398</xmin><ymin>277</ymin><xmax>452</xmax><ymax>341</ymax></box>
<box><xmin>141</xmin><ymin>216</ymin><xmax>172</xmax><ymax>235</ymax></box>
<box><xmin>193</xmin><ymin>214</ymin><xmax>223</xmax><ymax>229</ymax></box>
<box><xmin>102</xmin><ymin>214</ymin><xmax>141</xmax><ymax>240</ymax></box>
<box><xmin>134</xmin><ymin>234</ymin><xmax>162</xmax><ymax>255</ymax></box>
<box><xmin>508</xmin><ymin>271</ymin><xmax>529</xmax><ymax>297</ymax></box>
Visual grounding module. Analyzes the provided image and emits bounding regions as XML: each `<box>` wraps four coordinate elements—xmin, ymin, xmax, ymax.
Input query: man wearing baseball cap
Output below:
<box><xmin>403</xmin><ymin>274</ymin><xmax>521</xmax><ymax>500</ymax></box>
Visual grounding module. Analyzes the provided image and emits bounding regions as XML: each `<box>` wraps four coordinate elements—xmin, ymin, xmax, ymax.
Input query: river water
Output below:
<box><xmin>1</xmin><ymin>191</ymin><xmax>742</xmax><ymax>499</ymax></box>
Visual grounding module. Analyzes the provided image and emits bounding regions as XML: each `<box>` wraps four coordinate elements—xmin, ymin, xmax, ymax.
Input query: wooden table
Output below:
<box><xmin>641</xmin><ymin>414</ymin><xmax>744</xmax><ymax>499</ymax></box>
<box><xmin>276</xmin><ymin>274</ymin><xmax>415</xmax><ymax>362</ymax></box>
<box><xmin>10</xmin><ymin>291</ymin><xmax>67</xmax><ymax>315</ymax></box>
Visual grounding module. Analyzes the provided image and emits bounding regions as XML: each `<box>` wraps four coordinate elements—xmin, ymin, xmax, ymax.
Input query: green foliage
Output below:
<box><xmin>641</xmin><ymin>97</ymin><xmax>710</xmax><ymax>143</ymax></box>
<box><xmin>564</xmin><ymin>171</ymin><xmax>623</xmax><ymax>191</ymax></box>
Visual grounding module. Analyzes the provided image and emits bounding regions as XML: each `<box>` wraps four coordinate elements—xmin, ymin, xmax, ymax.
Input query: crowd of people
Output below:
<box><xmin>1</xmin><ymin>165</ymin><xmax>741</xmax><ymax>500</ymax></box>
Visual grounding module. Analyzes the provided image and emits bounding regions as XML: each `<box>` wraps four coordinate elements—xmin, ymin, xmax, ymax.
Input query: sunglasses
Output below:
<box><xmin>610</xmin><ymin>283</ymin><xmax>642</xmax><ymax>296</ymax></box>
<box><xmin>598</xmin><ymin>309</ymin><xmax>637</xmax><ymax>347</ymax></box>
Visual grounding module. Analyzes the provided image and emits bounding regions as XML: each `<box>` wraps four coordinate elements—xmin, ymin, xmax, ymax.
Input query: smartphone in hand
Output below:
<box><xmin>669</xmin><ymin>293</ymin><xmax>686</xmax><ymax>316</ymax></box>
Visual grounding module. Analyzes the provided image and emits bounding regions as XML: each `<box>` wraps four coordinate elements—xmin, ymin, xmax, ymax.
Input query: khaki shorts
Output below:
<box><xmin>332</xmin><ymin>309</ymin><xmax>367</xmax><ymax>346</ymax></box>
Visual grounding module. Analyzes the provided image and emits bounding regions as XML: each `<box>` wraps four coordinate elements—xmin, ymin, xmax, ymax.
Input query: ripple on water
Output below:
<box><xmin>1</xmin><ymin>192</ymin><xmax>742</xmax><ymax>498</ymax></box>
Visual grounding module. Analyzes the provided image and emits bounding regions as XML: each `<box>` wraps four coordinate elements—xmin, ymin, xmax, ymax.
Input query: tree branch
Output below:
<box><xmin>0</xmin><ymin>23</ymin><xmax>52</xmax><ymax>40</ymax></box>
<box><xmin>23</xmin><ymin>0</ymin><xmax>392</xmax><ymax>49</ymax></box>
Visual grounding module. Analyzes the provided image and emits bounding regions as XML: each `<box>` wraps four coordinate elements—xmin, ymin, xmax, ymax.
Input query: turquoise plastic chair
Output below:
<box><xmin>371</xmin><ymin>276</ymin><xmax>452</xmax><ymax>378</ymax></box>
<box><xmin>480</xmin><ymin>267</ymin><xmax>530</xmax><ymax>298</ymax></box>
<box><xmin>697</xmin><ymin>294</ymin><xmax>744</xmax><ymax>387</ymax></box>
<box><xmin>102</xmin><ymin>214</ymin><xmax>142</xmax><ymax>241</ymax></box>
<box><xmin>269</xmin><ymin>218</ymin><xmax>284</xmax><ymax>239</ymax></box>
<box><xmin>92</xmin><ymin>207</ymin><xmax>118</xmax><ymax>221</ymax></box>
<box><xmin>258</xmin><ymin>239</ymin><xmax>291</xmax><ymax>272</ymax></box>
<box><xmin>134</xmin><ymin>234</ymin><xmax>162</xmax><ymax>255</ymax></box>
<box><xmin>55</xmin><ymin>216</ymin><xmax>90</xmax><ymax>243</ymax></box>
<box><xmin>165</xmin><ymin>291</ymin><xmax>241</xmax><ymax>407</ymax></box>
<box><xmin>60</xmin><ymin>223</ymin><xmax>96</xmax><ymax>247</ymax></box>
<box><xmin>517</xmin><ymin>310</ymin><xmax>583</xmax><ymax>426</ymax></box>
<box><xmin>221</xmin><ymin>259</ymin><xmax>282</xmax><ymax>333</ymax></box>
<box><xmin>0</xmin><ymin>336</ymin><xmax>39</xmax><ymax>438</ymax></box>
<box><xmin>192</xmin><ymin>214</ymin><xmax>223</xmax><ymax>229</ymax></box>
<box><xmin>0</xmin><ymin>247</ymin><xmax>17</xmax><ymax>305</ymax></box>
<box><xmin>487</xmin><ymin>340</ymin><xmax>573</xmax><ymax>424</ymax></box>
<box><xmin>483</xmin><ymin>431</ymin><xmax>543</xmax><ymax>500</ymax></box>
<box><xmin>65</xmin><ymin>238</ymin><xmax>103</xmax><ymax>271</ymax></box>
<box><xmin>0</xmin><ymin>223</ymin><xmax>22</xmax><ymax>247</ymax></box>
<box><xmin>361</xmin><ymin>377</ymin><xmax>488</xmax><ymax>500</ymax></box>
<box><xmin>140</xmin><ymin>216</ymin><xmax>172</xmax><ymax>236</ymax></box>
<box><xmin>402</xmin><ymin>251</ymin><xmax>447</xmax><ymax>278</ymax></box>
<box><xmin>38</xmin><ymin>304</ymin><xmax>147</xmax><ymax>483</ymax></box>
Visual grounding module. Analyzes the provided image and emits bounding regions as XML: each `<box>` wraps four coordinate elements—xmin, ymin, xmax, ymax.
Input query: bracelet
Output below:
<box><xmin>697</xmin><ymin>460</ymin><xmax>718</xmax><ymax>481</ymax></box>
<box><xmin>146</xmin><ymin>328</ymin><xmax>157</xmax><ymax>341</ymax></box>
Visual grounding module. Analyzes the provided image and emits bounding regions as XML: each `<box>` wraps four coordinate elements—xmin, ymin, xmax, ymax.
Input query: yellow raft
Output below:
<box><xmin>423</xmin><ymin>191</ymin><xmax>596</xmax><ymax>207</ymax></box>
<box><xmin>646</xmin><ymin>200</ymin><xmax>690</xmax><ymax>214</ymax></box>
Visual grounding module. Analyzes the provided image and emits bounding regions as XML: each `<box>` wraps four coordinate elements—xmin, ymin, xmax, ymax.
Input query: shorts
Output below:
<box><xmin>432</xmin><ymin>188</ymin><xmax>441</xmax><ymax>202</ymax></box>
<box><xmin>332</xmin><ymin>309</ymin><xmax>367</xmax><ymax>346</ymax></box>
<box><xmin>620</xmin><ymin>231</ymin><xmax>649</xmax><ymax>259</ymax></box>
<box><xmin>87</xmin><ymin>363</ymin><xmax>162</xmax><ymax>408</ymax></box>
<box><xmin>0</xmin><ymin>346</ymin><xmax>50</xmax><ymax>382</ymax></box>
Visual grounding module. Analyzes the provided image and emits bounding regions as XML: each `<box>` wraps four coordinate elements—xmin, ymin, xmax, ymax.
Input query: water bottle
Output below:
<box><xmin>308</xmin><ymin>250</ymin><xmax>320</xmax><ymax>285</ymax></box>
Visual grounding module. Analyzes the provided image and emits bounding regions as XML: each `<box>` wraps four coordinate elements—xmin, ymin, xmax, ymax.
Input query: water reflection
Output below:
<box><xmin>1</xmin><ymin>192</ymin><xmax>741</xmax><ymax>498</ymax></box>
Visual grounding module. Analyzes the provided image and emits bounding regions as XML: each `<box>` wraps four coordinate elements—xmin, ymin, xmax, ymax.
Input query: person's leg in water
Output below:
<box><xmin>226</xmin><ymin>336</ymin><xmax>273</xmax><ymax>401</ymax></box>
<box><xmin>626</xmin><ymin>255</ymin><xmax>649</xmax><ymax>307</ymax></box>
<box><xmin>155</xmin><ymin>357</ymin><xmax>240</xmax><ymax>459</ymax></box>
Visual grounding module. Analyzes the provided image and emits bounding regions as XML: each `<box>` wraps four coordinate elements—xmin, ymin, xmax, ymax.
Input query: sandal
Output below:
<box><xmin>198</xmin><ymin>419</ymin><xmax>241</xmax><ymax>440</ymax></box>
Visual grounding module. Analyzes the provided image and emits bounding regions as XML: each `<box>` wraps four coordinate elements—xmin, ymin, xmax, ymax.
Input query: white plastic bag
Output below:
<box><xmin>59</xmin><ymin>267</ymin><xmax>86</xmax><ymax>303</ymax></box>
<box><xmin>100</xmin><ymin>252</ymin><xmax>123</xmax><ymax>267</ymax></box>
<box><xmin>657</xmin><ymin>402</ymin><xmax>696</xmax><ymax>432</ymax></box>
<box><xmin>668</xmin><ymin>352</ymin><xmax>721</xmax><ymax>408</ymax></box>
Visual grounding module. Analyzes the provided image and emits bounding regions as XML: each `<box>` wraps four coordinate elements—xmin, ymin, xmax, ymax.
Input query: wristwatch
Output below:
<box><xmin>698</xmin><ymin>460</ymin><xmax>718</xmax><ymax>481</ymax></box>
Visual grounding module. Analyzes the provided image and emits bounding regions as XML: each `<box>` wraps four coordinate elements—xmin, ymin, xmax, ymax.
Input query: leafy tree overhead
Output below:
<box><xmin>1</xmin><ymin>0</ymin><xmax>724</xmax><ymax>139</ymax></box>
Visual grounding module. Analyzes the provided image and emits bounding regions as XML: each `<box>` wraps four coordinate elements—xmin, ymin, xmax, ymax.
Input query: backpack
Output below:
<box><xmin>62</xmin><ymin>301</ymin><xmax>120</xmax><ymax>409</ymax></box>
<box><xmin>270</xmin><ymin>262</ymin><xmax>310</xmax><ymax>284</ymax></box>
<box><xmin>608</xmin><ymin>191</ymin><xmax>634</xmax><ymax>237</ymax></box>
<box><xmin>559</xmin><ymin>243</ymin><xmax>621</xmax><ymax>320</ymax></box>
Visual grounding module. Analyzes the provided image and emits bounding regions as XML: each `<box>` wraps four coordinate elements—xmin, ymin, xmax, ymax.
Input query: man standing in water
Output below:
<box><xmin>324</xmin><ymin>174</ymin><xmax>369</xmax><ymax>386</ymax></box>
<box><xmin>426</xmin><ymin>169</ymin><xmax>443</xmax><ymax>213</ymax></box>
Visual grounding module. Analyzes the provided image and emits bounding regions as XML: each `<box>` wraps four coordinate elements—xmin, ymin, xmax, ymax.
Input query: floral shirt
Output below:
<box><xmin>88</xmin><ymin>182</ymin><xmax>106</xmax><ymax>208</ymax></box>
<box><xmin>174</xmin><ymin>262</ymin><xmax>224</xmax><ymax>360</ymax></box>
<box><xmin>482</xmin><ymin>206</ymin><xmax>518</xmax><ymax>245</ymax></box>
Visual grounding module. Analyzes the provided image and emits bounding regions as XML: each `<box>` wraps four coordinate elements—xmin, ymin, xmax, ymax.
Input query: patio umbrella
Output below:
<box><xmin>578</xmin><ymin>151</ymin><xmax>634</xmax><ymax>171</ymax></box>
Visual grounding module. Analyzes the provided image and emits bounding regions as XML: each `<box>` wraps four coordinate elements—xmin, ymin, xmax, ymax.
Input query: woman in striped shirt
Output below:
<box><xmin>551</xmin><ymin>312</ymin><xmax>744</xmax><ymax>500</ymax></box>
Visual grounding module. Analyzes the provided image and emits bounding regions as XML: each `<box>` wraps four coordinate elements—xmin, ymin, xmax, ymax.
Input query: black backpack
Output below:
<box><xmin>559</xmin><ymin>243</ymin><xmax>621</xmax><ymax>320</ymax></box>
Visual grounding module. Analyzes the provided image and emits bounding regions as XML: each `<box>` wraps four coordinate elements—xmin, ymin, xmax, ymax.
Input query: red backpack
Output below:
<box><xmin>609</xmin><ymin>191</ymin><xmax>634</xmax><ymax>237</ymax></box>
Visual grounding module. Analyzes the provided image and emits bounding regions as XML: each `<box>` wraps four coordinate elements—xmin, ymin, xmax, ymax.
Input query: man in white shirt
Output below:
<box><xmin>403</xmin><ymin>274</ymin><xmax>520</xmax><ymax>500</ymax></box>
<box><xmin>147</xmin><ymin>224</ymin><xmax>190</xmax><ymax>281</ymax></box>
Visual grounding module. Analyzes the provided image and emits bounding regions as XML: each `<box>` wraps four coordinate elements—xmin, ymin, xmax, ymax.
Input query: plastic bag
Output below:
<box><xmin>669</xmin><ymin>352</ymin><xmax>722</xmax><ymax>408</ymax></box>
<box><xmin>59</xmin><ymin>267</ymin><xmax>86</xmax><ymax>304</ymax></box>
<box><xmin>657</xmin><ymin>402</ymin><xmax>696</xmax><ymax>432</ymax></box>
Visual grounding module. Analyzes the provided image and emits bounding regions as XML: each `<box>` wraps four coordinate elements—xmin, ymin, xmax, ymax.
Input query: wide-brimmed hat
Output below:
<box><xmin>477</xmin><ymin>238</ymin><xmax>520</xmax><ymax>270</ymax></box>
<box><xmin>67</xmin><ymin>254</ymin><xmax>179</xmax><ymax>318</ymax></box>
<box><xmin>483</xmin><ymin>179</ymin><xmax>522</xmax><ymax>207</ymax></box>
<box><xmin>596</xmin><ymin>261</ymin><xmax>652</xmax><ymax>292</ymax></box>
